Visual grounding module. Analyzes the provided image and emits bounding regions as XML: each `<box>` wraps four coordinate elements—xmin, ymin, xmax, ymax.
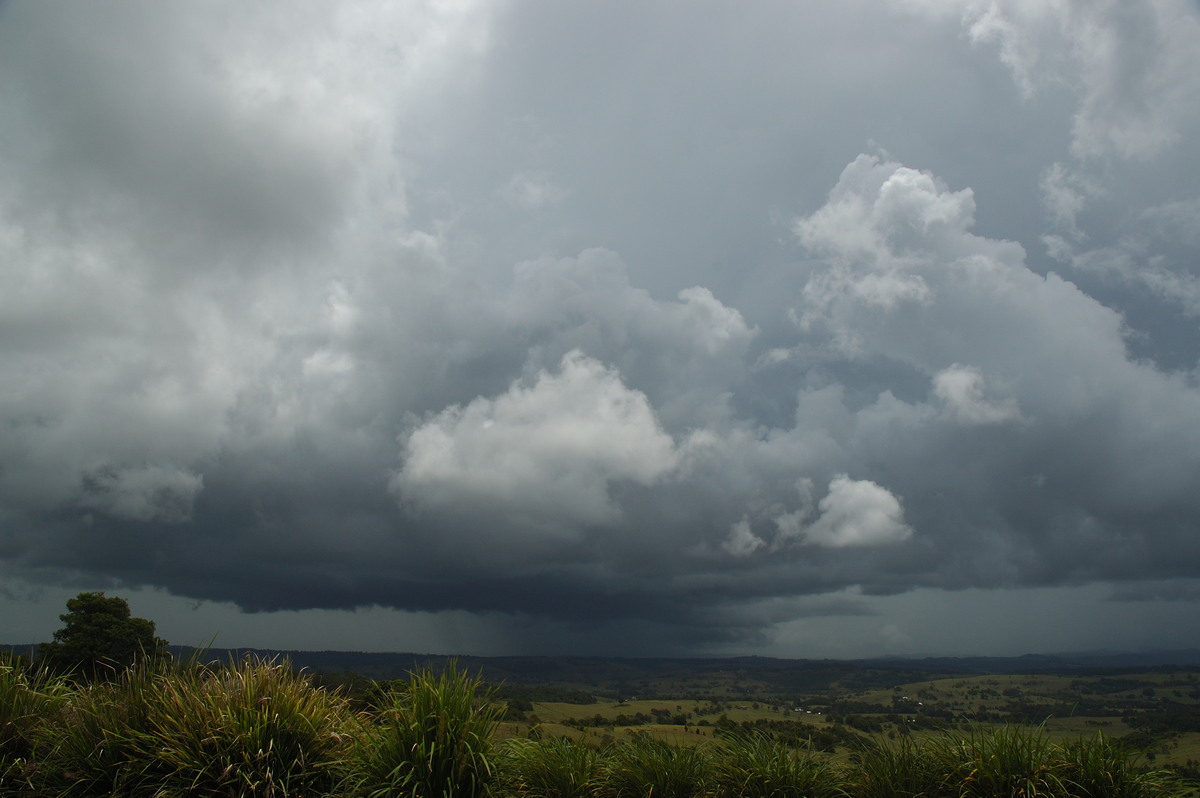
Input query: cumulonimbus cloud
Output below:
<box><xmin>2</xmin><ymin>1</ymin><xmax>1200</xmax><ymax>656</ymax></box>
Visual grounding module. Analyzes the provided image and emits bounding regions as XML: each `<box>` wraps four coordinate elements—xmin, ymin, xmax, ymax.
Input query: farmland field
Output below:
<box><xmin>489</xmin><ymin>668</ymin><xmax>1200</xmax><ymax>774</ymax></box>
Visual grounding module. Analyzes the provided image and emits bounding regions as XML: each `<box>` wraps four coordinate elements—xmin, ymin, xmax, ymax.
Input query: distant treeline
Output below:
<box><xmin>492</xmin><ymin>683</ymin><xmax>598</xmax><ymax>706</ymax></box>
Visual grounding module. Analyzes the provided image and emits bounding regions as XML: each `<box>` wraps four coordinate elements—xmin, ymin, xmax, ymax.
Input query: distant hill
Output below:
<box><xmin>169</xmin><ymin>647</ymin><xmax>1200</xmax><ymax>697</ymax></box>
<box><xmin>153</xmin><ymin>648</ymin><xmax>958</xmax><ymax>696</ymax></box>
<box><xmin>869</xmin><ymin>650</ymin><xmax>1200</xmax><ymax>673</ymax></box>
<box><xmin>8</xmin><ymin>644</ymin><xmax>1200</xmax><ymax>697</ymax></box>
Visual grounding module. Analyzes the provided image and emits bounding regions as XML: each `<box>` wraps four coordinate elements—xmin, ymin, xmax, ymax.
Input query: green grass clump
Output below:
<box><xmin>850</xmin><ymin>732</ymin><xmax>948</xmax><ymax>798</ymax></box>
<box><xmin>37</xmin><ymin>662</ymin><xmax>163</xmax><ymax>797</ymax></box>
<box><xmin>43</xmin><ymin>656</ymin><xmax>355</xmax><ymax>798</ymax></box>
<box><xmin>146</xmin><ymin>657</ymin><xmax>355</xmax><ymax>798</ymax></box>
<box><xmin>1061</xmin><ymin>732</ymin><xmax>1171</xmax><ymax>798</ymax></box>
<box><xmin>710</xmin><ymin>731</ymin><xmax>847</xmax><ymax>798</ymax></box>
<box><xmin>352</xmin><ymin>661</ymin><xmax>502</xmax><ymax>798</ymax></box>
<box><xmin>498</xmin><ymin>735</ymin><xmax>609</xmax><ymax>798</ymax></box>
<box><xmin>0</xmin><ymin>660</ymin><xmax>68</xmax><ymax>795</ymax></box>
<box><xmin>850</xmin><ymin>725</ymin><xmax>1180</xmax><ymax>798</ymax></box>
<box><xmin>936</xmin><ymin>724</ymin><xmax>1071</xmax><ymax>797</ymax></box>
<box><xmin>599</xmin><ymin>732</ymin><xmax>712</xmax><ymax>798</ymax></box>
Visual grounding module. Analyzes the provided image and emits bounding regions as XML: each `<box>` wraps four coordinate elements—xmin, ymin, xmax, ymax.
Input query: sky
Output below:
<box><xmin>3</xmin><ymin>0</ymin><xmax>1200</xmax><ymax>660</ymax></box>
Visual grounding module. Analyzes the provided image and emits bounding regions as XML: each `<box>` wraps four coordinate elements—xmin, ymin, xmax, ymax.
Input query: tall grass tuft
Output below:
<box><xmin>599</xmin><ymin>732</ymin><xmax>712</xmax><ymax>798</ymax></box>
<box><xmin>851</xmin><ymin>724</ymin><xmax>1176</xmax><ymax>798</ymax></box>
<box><xmin>37</xmin><ymin>661</ymin><xmax>164</xmax><ymax>797</ymax></box>
<box><xmin>0</xmin><ymin>659</ymin><xmax>68</xmax><ymax>795</ymax></box>
<box><xmin>352</xmin><ymin>660</ymin><xmax>502</xmax><ymax>798</ymax></box>
<box><xmin>146</xmin><ymin>657</ymin><xmax>356</xmax><ymax>798</ymax></box>
<box><xmin>936</xmin><ymin>724</ymin><xmax>1071</xmax><ymax>797</ymax></box>
<box><xmin>498</xmin><ymin>735</ymin><xmax>609</xmax><ymax>798</ymax></box>
<box><xmin>710</xmin><ymin>731</ymin><xmax>847</xmax><ymax>798</ymax></box>
<box><xmin>1062</xmin><ymin>731</ymin><xmax>1171</xmax><ymax>798</ymax></box>
<box><xmin>850</xmin><ymin>732</ymin><xmax>950</xmax><ymax>798</ymax></box>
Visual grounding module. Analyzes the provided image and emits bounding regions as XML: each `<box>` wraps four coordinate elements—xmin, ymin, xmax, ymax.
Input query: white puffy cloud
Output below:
<box><xmin>507</xmin><ymin>249</ymin><xmax>757</xmax><ymax>427</ymax></box>
<box><xmin>393</xmin><ymin>350</ymin><xmax>680</xmax><ymax>532</ymax></box>
<box><xmin>795</xmin><ymin>160</ymin><xmax>977</xmax><ymax>268</ymax></box>
<box><xmin>509</xmin><ymin>250</ymin><xmax>756</xmax><ymax>362</ymax></box>
<box><xmin>933</xmin><ymin>364</ymin><xmax>1021</xmax><ymax>425</ymax></box>
<box><xmin>803</xmin><ymin>475</ymin><xmax>913</xmax><ymax>548</ymax></box>
<box><xmin>794</xmin><ymin>161</ymin><xmax>977</xmax><ymax>339</ymax></box>
<box><xmin>794</xmin><ymin>154</ymin><xmax>1125</xmax><ymax>385</ymax></box>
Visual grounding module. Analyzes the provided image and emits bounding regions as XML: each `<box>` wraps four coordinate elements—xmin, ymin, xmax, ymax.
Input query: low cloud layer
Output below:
<box><xmin>2</xmin><ymin>1</ymin><xmax>1200</xmax><ymax>655</ymax></box>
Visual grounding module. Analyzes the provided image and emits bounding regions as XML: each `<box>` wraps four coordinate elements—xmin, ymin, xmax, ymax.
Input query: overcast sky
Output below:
<box><xmin>4</xmin><ymin>0</ymin><xmax>1200</xmax><ymax>659</ymax></box>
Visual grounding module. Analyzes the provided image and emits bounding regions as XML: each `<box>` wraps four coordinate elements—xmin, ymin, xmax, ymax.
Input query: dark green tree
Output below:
<box><xmin>39</xmin><ymin>592</ymin><xmax>167</xmax><ymax>679</ymax></box>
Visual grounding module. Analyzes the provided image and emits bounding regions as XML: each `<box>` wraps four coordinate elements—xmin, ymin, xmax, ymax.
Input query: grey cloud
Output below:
<box><xmin>901</xmin><ymin>0</ymin><xmax>1200</xmax><ymax>160</ymax></box>
<box><xmin>780</xmin><ymin>153</ymin><xmax>1200</xmax><ymax>591</ymax></box>
<box><xmin>79</xmin><ymin>464</ymin><xmax>203</xmax><ymax>524</ymax></box>
<box><xmin>0</xmin><ymin>3</ymin><xmax>366</xmax><ymax>261</ymax></box>
<box><xmin>932</xmin><ymin>365</ymin><xmax>1022</xmax><ymax>425</ymax></box>
<box><xmin>1049</xmin><ymin>196</ymin><xmax>1200</xmax><ymax>317</ymax></box>
<box><xmin>1108</xmin><ymin>580</ymin><xmax>1200</xmax><ymax>603</ymax></box>
<box><xmin>907</xmin><ymin>0</ymin><xmax>1200</xmax><ymax>370</ymax></box>
<box><xmin>504</xmin><ymin>249</ymin><xmax>758</xmax><ymax>428</ymax></box>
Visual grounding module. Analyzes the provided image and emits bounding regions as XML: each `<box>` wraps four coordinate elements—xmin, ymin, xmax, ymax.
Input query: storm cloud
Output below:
<box><xmin>3</xmin><ymin>0</ymin><xmax>1200</xmax><ymax>657</ymax></box>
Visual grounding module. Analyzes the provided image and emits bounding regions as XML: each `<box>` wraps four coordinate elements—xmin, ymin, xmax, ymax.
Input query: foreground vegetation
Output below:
<box><xmin>1</xmin><ymin>655</ymin><xmax>1193</xmax><ymax>798</ymax></box>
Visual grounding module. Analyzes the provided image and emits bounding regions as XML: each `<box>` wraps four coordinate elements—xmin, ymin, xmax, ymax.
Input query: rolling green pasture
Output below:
<box><xmin>498</xmin><ymin>670</ymin><xmax>1200</xmax><ymax>772</ymax></box>
<box><xmin>499</xmin><ymin>698</ymin><xmax>829</xmax><ymax>746</ymax></box>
